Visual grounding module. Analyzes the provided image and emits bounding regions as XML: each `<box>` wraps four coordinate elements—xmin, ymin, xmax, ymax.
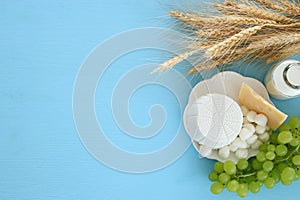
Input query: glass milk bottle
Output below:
<box><xmin>265</xmin><ymin>60</ymin><xmax>300</xmax><ymax>100</ymax></box>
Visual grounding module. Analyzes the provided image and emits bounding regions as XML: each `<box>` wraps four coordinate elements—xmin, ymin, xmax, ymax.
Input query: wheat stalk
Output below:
<box><xmin>154</xmin><ymin>0</ymin><xmax>300</xmax><ymax>73</ymax></box>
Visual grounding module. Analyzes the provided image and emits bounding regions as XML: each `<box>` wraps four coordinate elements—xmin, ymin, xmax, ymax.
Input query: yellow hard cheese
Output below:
<box><xmin>238</xmin><ymin>83</ymin><xmax>287</xmax><ymax>130</ymax></box>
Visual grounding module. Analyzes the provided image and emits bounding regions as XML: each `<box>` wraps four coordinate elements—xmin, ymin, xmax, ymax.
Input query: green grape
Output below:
<box><xmin>270</xmin><ymin>169</ymin><xmax>280</xmax><ymax>183</ymax></box>
<box><xmin>278</xmin><ymin>163</ymin><xmax>288</xmax><ymax>172</ymax></box>
<box><xmin>275</xmin><ymin>144</ymin><xmax>288</xmax><ymax>157</ymax></box>
<box><xmin>278</xmin><ymin>131</ymin><xmax>293</xmax><ymax>144</ymax></box>
<box><xmin>256</xmin><ymin>151</ymin><xmax>267</xmax><ymax>162</ymax></box>
<box><xmin>270</xmin><ymin>133</ymin><xmax>278</xmax><ymax>145</ymax></box>
<box><xmin>237</xmin><ymin>159</ymin><xmax>248</xmax><ymax>170</ymax></box>
<box><xmin>227</xmin><ymin>180</ymin><xmax>239</xmax><ymax>192</ymax></box>
<box><xmin>279</xmin><ymin>123</ymin><xmax>292</xmax><ymax>132</ymax></box>
<box><xmin>264</xmin><ymin>177</ymin><xmax>276</xmax><ymax>189</ymax></box>
<box><xmin>266</xmin><ymin>151</ymin><xmax>276</xmax><ymax>160</ymax></box>
<box><xmin>210</xmin><ymin>182</ymin><xmax>224</xmax><ymax>194</ymax></box>
<box><xmin>263</xmin><ymin>161</ymin><xmax>274</xmax><ymax>172</ymax></box>
<box><xmin>214</xmin><ymin>162</ymin><xmax>224</xmax><ymax>173</ymax></box>
<box><xmin>289</xmin><ymin>137</ymin><xmax>300</xmax><ymax>146</ymax></box>
<box><xmin>224</xmin><ymin>160</ymin><xmax>236</xmax><ymax>175</ymax></box>
<box><xmin>208</xmin><ymin>171</ymin><xmax>219</xmax><ymax>182</ymax></box>
<box><xmin>289</xmin><ymin>116</ymin><xmax>300</xmax><ymax>129</ymax></box>
<box><xmin>252</xmin><ymin>159</ymin><xmax>263</xmax><ymax>170</ymax></box>
<box><xmin>259</xmin><ymin>144</ymin><xmax>268</xmax><ymax>152</ymax></box>
<box><xmin>281</xmin><ymin>167</ymin><xmax>296</xmax><ymax>182</ymax></box>
<box><xmin>249</xmin><ymin>181</ymin><xmax>261</xmax><ymax>194</ymax></box>
<box><xmin>267</xmin><ymin>144</ymin><xmax>276</xmax><ymax>152</ymax></box>
<box><xmin>219</xmin><ymin>173</ymin><xmax>231</xmax><ymax>184</ymax></box>
<box><xmin>257</xmin><ymin>170</ymin><xmax>268</xmax><ymax>181</ymax></box>
<box><xmin>292</xmin><ymin>155</ymin><xmax>300</xmax><ymax>165</ymax></box>
<box><xmin>237</xmin><ymin>183</ymin><xmax>248</xmax><ymax>198</ymax></box>
<box><xmin>281</xmin><ymin>179</ymin><xmax>292</xmax><ymax>186</ymax></box>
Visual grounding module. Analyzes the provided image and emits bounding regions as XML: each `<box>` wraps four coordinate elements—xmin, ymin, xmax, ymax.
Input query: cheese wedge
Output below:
<box><xmin>238</xmin><ymin>83</ymin><xmax>287</xmax><ymax>130</ymax></box>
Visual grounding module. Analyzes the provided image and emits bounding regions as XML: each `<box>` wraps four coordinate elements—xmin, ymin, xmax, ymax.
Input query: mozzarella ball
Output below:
<box><xmin>254</xmin><ymin>114</ymin><xmax>268</xmax><ymax>126</ymax></box>
<box><xmin>229</xmin><ymin>143</ymin><xmax>239</xmax><ymax>152</ymax></box>
<box><xmin>243</xmin><ymin>123</ymin><xmax>256</xmax><ymax>134</ymax></box>
<box><xmin>258</xmin><ymin>132</ymin><xmax>270</xmax><ymax>143</ymax></box>
<box><xmin>235</xmin><ymin>149</ymin><xmax>248</xmax><ymax>159</ymax></box>
<box><xmin>256</xmin><ymin>125</ymin><xmax>266</xmax><ymax>134</ymax></box>
<box><xmin>251</xmin><ymin>140</ymin><xmax>263</xmax><ymax>149</ymax></box>
<box><xmin>246</xmin><ymin>111</ymin><xmax>257</xmax><ymax>123</ymax></box>
<box><xmin>232</xmin><ymin>137</ymin><xmax>248</xmax><ymax>149</ymax></box>
<box><xmin>246</xmin><ymin>134</ymin><xmax>258</xmax><ymax>145</ymax></box>
<box><xmin>218</xmin><ymin>146</ymin><xmax>230</xmax><ymax>159</ymax></box>
<box><xmin>239</xmin><ymin>127</ymin><xmax>253</xmax><ymax>141</ymax></box>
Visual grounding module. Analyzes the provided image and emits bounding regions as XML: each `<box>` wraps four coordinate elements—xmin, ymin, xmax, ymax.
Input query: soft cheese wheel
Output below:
<box><xmin>186</xmin><ymin>94</ymin><xmax>243</xmax><ymax>149</ymax></box>
<box><xmin>238</xmin><ymin>83</ymin><xmax>287</xmax><ymax>130</ymax></box>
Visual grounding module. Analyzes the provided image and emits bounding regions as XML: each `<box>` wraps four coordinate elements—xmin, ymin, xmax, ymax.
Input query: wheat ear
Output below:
<box><xmin>225</xmin><ymin>1</ymin><xmax>296</xmax><ymax>23</ymax></box>
<box><xmin>278</xmin><ymin>0</ymin><xmax>300</xmax><ymax>17</ymax></box>
<box><xmin>205</xmin><ymin>25</ymin><xmax>263</xmax><ymax>58</ymax></box>
<box><xmin>151</xmin><ymin>50</ymin><xmax>199</xmax><ymax>73</ymax></box>
<box><xmin>252</xmin><ymin>0</ymin><xmax>287</xmax><ymax>13</ymax></box>
<box><xmin>169</xmin><ymin>11</ymin><xmax>211</xmax><ymax>26</ymax></box>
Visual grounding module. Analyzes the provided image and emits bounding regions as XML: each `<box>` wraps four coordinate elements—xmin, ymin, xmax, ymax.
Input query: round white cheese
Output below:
<box><xmin>186</xmin><ymin>94</ymin><xmax>243</xmax><ymax>149</ymax></box>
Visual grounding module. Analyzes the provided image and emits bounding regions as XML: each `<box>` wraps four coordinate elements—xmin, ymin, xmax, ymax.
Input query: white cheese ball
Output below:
<box><xmin>243</xmin><ymin>123</ymin><xmax>256</xmax><ymax>134</ymax></box>
<box><xmin>241</xmin><ymin>106</ymin><xmax>249</xmax><ymax>116</ymax></box>
<box><xmin>239</xmin><ymin>127</ymin><xmax>253</xmax><ymax>141</ymax></box>
<box><xmin>246</xmin><ymin>134</ymin><xmax>258</xmax><ymax>145</ymax></box>
<box><xmin>229</xmin><ymin>143</ymin><xmax>239</xmax><ymax>152</ymax></box>
<box><xmin>246</xmin><ymin>111</ymin><xmax>257</xmax><ymax>123</ymax></box>
<box><xmin>235</xmin><ymin>149</ymin><xmax>248</xmax><ymax>159</ymax></box>
<box><xmin>258</xmin><ymin>132</ymin><xmax>270</xmax><ymax>143</ymax></box>
<box><xmin>251</xmin><ymin>140</ymin><xmax>263</xmax><ymax>149</ymax></box>
<box><xmin>256</xmin><ymin>125</ymin><xmax>266</xmax><ymax>134</ymax></box>
<box><xmin>232</xmin><ymin>137</ymin><xmax>248</xmax><ymax>149</ymax></box>
<box><xmin>254</xmin><ymin>114</ymin><xmax>268</xmax><ymax>127</ymax></box>
<box><xmin>218</xmin><ymin>146</ymin><xmax>230</xmax><ymax>159</ymax></box>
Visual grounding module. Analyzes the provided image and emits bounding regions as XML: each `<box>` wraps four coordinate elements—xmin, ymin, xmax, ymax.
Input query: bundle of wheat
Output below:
<box><xmin>153</xmin><ymin>0</ymin><xmax>300</xmax><ymax>74</ymax></box>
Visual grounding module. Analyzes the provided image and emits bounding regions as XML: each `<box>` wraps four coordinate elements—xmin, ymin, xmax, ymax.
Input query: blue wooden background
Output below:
<box><xmin>1</xmin><ymin>0</ymin><xmax>300</xmax><ymax>199</ymax></box>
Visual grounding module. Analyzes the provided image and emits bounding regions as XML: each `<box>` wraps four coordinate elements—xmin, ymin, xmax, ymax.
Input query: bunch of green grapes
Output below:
<box><xmin>208</xmin><ymin>116</ymin><xmax>300</xmax><ymax>198</ymax></box>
